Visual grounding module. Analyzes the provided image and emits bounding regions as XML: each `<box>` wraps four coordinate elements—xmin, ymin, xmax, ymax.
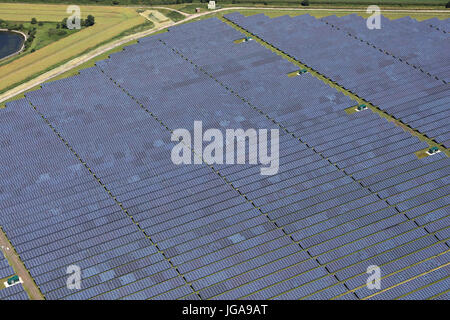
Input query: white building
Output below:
<box><xmin>208</xmin><ymin>1</ymin><xmax>216</xmax><ymax>10</ymax></box>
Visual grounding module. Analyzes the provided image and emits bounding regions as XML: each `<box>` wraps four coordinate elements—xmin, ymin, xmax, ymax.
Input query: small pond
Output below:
<box><xmin>0</xmin><ymin>31</ymin><xmax>25</xmax><ymax>60</ymax></box>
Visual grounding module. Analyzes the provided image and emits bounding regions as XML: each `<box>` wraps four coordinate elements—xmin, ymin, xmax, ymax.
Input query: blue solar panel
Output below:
<box><xmin>1</xmin><ymin>14</ymin><xmax>448</xmax><ymax>300</ymax></box>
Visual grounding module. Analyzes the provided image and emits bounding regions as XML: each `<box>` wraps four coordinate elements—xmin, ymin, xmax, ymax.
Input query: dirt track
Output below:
<box><xmin>0</xmin><ymin>227</ymin><xmax>44</xmax><ymax>300</ymax></box>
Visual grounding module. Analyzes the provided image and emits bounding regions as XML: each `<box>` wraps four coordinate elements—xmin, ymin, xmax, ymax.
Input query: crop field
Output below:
<box><xmin>0</xmin><ymin>3</ymin><xmax>147</xmax><ymax>93</ymax></box>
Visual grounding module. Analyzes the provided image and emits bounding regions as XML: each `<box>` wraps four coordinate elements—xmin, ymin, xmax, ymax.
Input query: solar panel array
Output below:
<box><xmin>321</xmin><ymin>15</ymin><xmax>449</xmax><ymax>81</ymax></box>
<box><xmin>0</xmin><ymin>14</ymin><xmax>449</xmax><ymax>300</ymax></box>
<box><xmin>225</xmin><ymin>13</ymin><xmax>450</xmax><ymax>149</ymax></box>
<box><xmin>0</xmin><ymin>97</ymin><xmax>195</xmax><ymax>300</ymax></box>
<box><xmin>0</xmin><ymin>252</ymin><xmax>28</xmax><ymax>300</ymax></box>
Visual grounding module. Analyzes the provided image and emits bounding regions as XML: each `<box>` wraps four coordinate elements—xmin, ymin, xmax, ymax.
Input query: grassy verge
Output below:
<box><xmin>0</xmin><ymin>227</ymin><xmax>44</xmax><ymax>300</ymax></box>
<box><xmin>178</xmin><ymin>4</ymin><xmax>208</xmax><ymax>14</ymax></box>
<box><xmin>156</xmin><ymin>8</ymin><xmax>186</xmax><ymax>22</ymax></box>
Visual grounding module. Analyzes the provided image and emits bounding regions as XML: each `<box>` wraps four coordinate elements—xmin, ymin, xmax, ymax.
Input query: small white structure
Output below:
<box><xmin>208</xmin><ymin>1</ymin><xmax>216</xmax><ymax>10</ymax></box>
<box><xmin>3</xmin><ymin>276</ymin><xmax>23</xmax><ymax>288</ymax></box>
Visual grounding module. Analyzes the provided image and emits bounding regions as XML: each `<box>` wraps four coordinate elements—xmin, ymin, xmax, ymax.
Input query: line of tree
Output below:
<box><xmin>25</xmin><ymin>27</ymin><xmax>37</xmax><ymax>51</ymax></box>
<box><xmin>0</xmin><ymin>19</ymin><xmax>25</xmax><ymax>31</ymax></box>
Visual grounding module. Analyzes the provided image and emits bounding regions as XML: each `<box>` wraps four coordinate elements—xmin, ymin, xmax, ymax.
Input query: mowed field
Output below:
<box><xmin>0</xmin><ymin>3</ymin><xmax>147</xmax><ymax>93</ymax></box>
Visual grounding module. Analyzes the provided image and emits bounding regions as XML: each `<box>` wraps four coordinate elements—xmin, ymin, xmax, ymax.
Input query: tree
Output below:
<box><xmin>301</xmin><ymin>0</ymin><xmax>310</xmax><ymax>6</ymax></box>
<box><xmin>31</xmin><ymin>17</ymin><xmax>37</xmax><ymax>24</ymax></box>
<box><xmin>61</xmin><ymin>17</ymin><xmax>68</xmax><ymax>29</ymax></box>
<box><xmin>85</xmin><ymin>15</ymin><xmax>95</xmax><ymax>27</ymax></box>
<box><xmin>446</xmin><ymin>1</ymin><xmax>450</xmax><ymax>8</ymax></box>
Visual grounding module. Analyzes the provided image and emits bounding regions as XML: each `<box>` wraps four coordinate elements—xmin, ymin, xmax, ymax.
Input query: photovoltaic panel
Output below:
<box><xmin>0</xmin><ymin>14</ymin><xmax>448</xmax><ymax>300</ymax></box>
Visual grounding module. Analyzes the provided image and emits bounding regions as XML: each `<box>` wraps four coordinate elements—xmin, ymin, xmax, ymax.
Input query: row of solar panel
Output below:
<box><xmin>422</xmin><ymin>17</ymin><xmax>449</xmax><ymax>33</ymax></box>
<box><xmin>0</xmin><ymin>283</ymin><xmax>28</xmax><ymax>300</ymax></box>
<box><xmin>321</xmin><ymin>15</ymin><xmax>449</xmax><ymax>82</ymax></box>
<box><xmin>0</xmin><ymin>26</ymin><xmax>338</xmax><ymax>302</ymax></box>
<box><xmin>23</xmin><ymin>60</ymin><xmax>316</xmax><ymax>300</ymax></box>
<box><xmin>1</xmin><ymin>15</ymin><xmax>448</xmax><ymax>300</ymax></box>
<box><xmin>224</xmin><ymin>13</ymin><xmax>449</xmax><ymax>148</ymax></box>
<box><xmin>95</xmin><ymin>33</ymin><xmax>394</xmax><ymax>302</ymax></box>
<box><xmin>125</xmin><ymin>25</ymin><xmax>448</xmax><ymax>300</ymax></box>
<box><xmin>0</xmin><ymin>98</ymin><xmax>196</xmax><ymax>300</ymax></box>
<box><xmin>3</xmin><ymin>50</ymin><xmax>306</xmax><ymax>302</ymax></box>
<box><xmin>0</xmin><ymin>254</ymin><xmax>12</xmax><ymax>279</ymax></box>
<box><xmin>152</xmin><ymin>17</ymin><xmax>449</xmax><ymax>299</ymax></box>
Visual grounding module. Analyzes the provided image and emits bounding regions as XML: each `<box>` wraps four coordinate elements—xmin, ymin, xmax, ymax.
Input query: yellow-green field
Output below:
<box><xmin>0</xmin><ymin>3</ymin><xmax>147</xmax><ymax>93</ymax></box>
<box><xmin>219</xmin><ymin>8</ymin><xmax>450</xmax><ymax>20</ymax></box>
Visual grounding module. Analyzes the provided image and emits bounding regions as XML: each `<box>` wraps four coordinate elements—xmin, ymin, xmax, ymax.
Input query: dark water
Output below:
<box><xmin>0</xmin><ymin>31</ymin><xmax>25</xmax><ymax>60</ymax></box>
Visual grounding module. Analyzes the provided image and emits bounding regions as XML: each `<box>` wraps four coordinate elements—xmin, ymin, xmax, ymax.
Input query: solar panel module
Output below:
<box><xmin>0</xmin><ymin>13</ymin><xmax>448</xmax><ymax>302</ymax></box>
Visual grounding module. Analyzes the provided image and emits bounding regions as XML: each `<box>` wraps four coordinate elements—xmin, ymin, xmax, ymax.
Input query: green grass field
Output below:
<box><xmin>0</xmin><ymin>21</ymin><xmax>81</xmax><ymax>66</ymax></box>
<box><xmin>0</xmin><ymin>3</ymin><xmax>148</xmax><ymax>94</ymax></box>
<box><xmin>155</xmin><ymin>8</ymin><xmax>186</xmax><ymax>22</ymax></box>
